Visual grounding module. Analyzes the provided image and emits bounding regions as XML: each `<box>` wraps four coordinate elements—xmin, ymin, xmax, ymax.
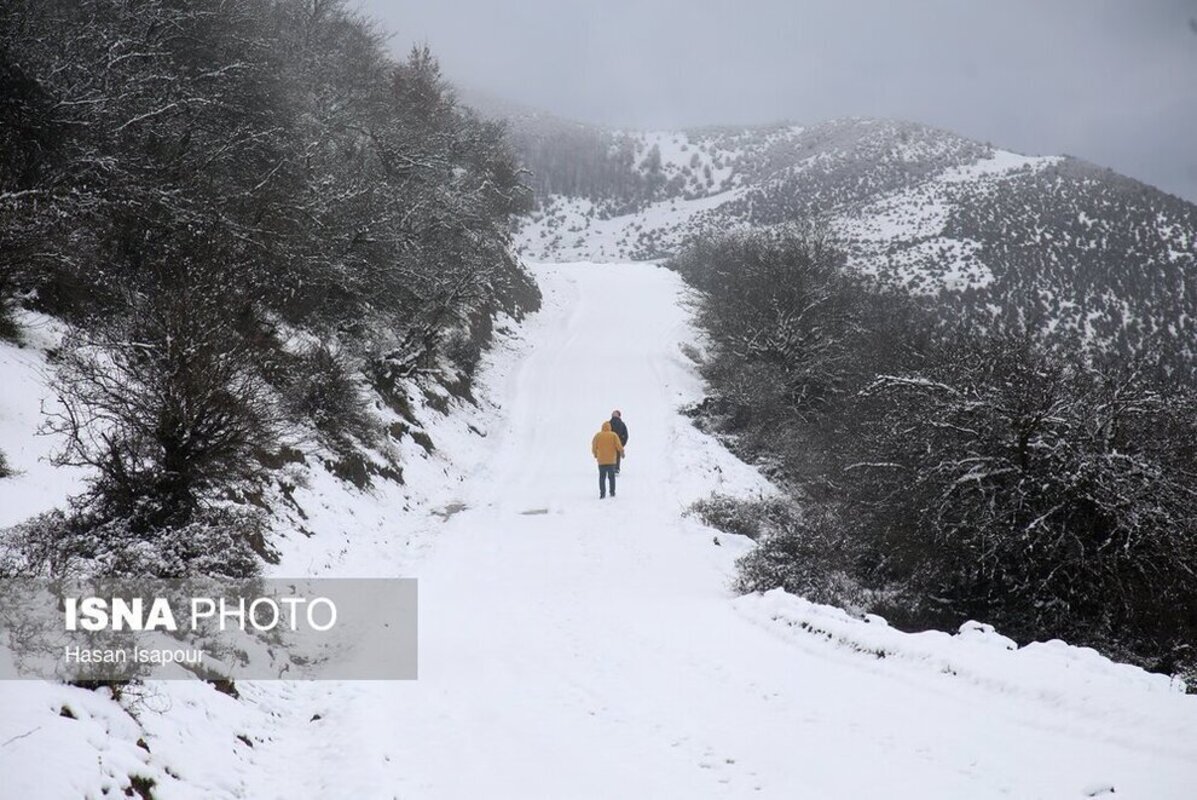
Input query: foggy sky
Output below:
<box><xmin>359</xmin><ymin>0</ymin><xmax>1197</xmax><ymax>202</ymax></box>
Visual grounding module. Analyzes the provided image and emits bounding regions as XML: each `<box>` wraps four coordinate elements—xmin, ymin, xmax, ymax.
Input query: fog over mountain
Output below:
<box><xmin>363</xmin><ymin>0</ymin><xmax>1197</xmax><ymax>203</ymax></box>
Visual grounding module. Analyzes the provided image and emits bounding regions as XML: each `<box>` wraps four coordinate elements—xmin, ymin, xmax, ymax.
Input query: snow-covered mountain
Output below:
<box><xmin>493</xmin><ymin>112</ymin><xmax>1197</xmax><ymax>377</ymax></box>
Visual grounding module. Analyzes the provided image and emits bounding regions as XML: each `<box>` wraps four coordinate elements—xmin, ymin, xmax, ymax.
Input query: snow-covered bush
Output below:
<box><xmin>0</xmin><ymin>510</ymin><xmax>68</xmax><ymax>578</ymax></box>
<box><xmin>690</xmin><ymin>493</ymin><xmax>797</xmax><ymax>541</ymax></box>
<box><xmin>282</xmin><ymin>344</ymin><xmax>378</xmax><ymax>454</ymax></box>
<box><xmin>830</xmin><ymin>329</ymin><xmax>1197</xmax><ymax>663</ymax></box>
<box><xmin>670</xmin><ymin>226</ymin><xmax>870</xmax><ymax>460</ymax></box>
<box><xmin>675</xmin><ymin>227</ymin><xmax>1197</xmax><ymax>677</ymax></box>
<box><xmin>705</xmin><ymin>499</ymin><xmax>888</xmax><ymax>614</ymax></box>
<box><xmin>0</xmin><ymin>506</ymin><xmax>264</xmax><ymax>579</ymax></box>
<box><xmin>86</xmin><ymin>510</ymin><xmax>264</xmax><ymax>579</ymax></box>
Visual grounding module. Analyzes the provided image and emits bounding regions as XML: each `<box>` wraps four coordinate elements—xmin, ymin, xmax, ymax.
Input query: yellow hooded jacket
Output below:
<box><xmin>591</xmin><ymin>421</ymin><xmax>625</xmax><ymax>466</ymax></box>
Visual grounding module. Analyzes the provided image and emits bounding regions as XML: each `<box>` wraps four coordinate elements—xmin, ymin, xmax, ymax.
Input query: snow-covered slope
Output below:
<box><xmin>0</xmin><ymin>313</ymin><xmax>89</xmax><ymax>528</ymax></box>
<box><xmin>3</xmin><ymin>263</ymin><xmax>1195</xmax><ymax>798</ymax></box>
<box><xmin>511</xmin><ymin>119</ymin><xmax>996</xmax><ymax>263</ymax></box>
<box><xmin>510</xmin><ymin>117</ymin><xmax>1197</xmax><ymax>378</ymax></box>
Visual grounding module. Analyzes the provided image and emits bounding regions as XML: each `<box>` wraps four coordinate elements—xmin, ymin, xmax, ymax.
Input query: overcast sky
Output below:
<box><xmin>359</xmin><ymin>0</ymin><xmax>1197</xmax><ymax>202</ymax></box>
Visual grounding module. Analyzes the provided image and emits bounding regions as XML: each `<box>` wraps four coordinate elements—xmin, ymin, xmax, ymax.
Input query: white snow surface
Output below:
<box><xmin>517</xmin><ymin>190</ymin><xmax>744</xmax><ymax>263</ymax></box>
<box><xmin>831</xmin><ymin>150</ymin><xmax>1063</xmax><ymax>293</ymax></box>
<box><xmin>2</xmin><ymin>262</ymin><xmax>1196</xmax><ymax>799</ymax></box>
<box><xmin>0</xmin><ymin>311</ymin><xmax>88</xmax><ymax>527</ymax></box>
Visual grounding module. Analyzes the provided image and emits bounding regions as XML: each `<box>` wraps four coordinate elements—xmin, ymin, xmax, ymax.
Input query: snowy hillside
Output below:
<box><xmin>506</xmin><ymin>116</ymin><xmax>1197</xmax><ymax>377</ymax></box>
<box><xmin>3</xmin><ymin>263</ymin><xmax>1196</xmax><ymax>798</ymax></box>
<box><xmin>511</xmin><ymin>118</ymin><xmax>997</xmax><ymax>262</ymax></box>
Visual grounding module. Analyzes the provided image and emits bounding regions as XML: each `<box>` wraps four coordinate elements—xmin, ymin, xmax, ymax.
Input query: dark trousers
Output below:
<box><xmin>598</xmin><ymin>464</ymin><xmax>617</xmax><ymax>497</ymax></box>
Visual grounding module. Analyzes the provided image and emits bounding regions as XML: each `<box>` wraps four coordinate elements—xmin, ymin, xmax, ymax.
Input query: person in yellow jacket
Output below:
<box><xmin>591</xmin><ymin>420</ymin><xmax>625</xmax><ymax>499</ymax></box>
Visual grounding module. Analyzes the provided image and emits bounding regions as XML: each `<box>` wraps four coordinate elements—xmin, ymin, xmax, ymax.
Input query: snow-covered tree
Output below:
<box><xmin>0</xmin><ymin>0</ymin><xmax>540</xmax><ymax>574</ymax></box>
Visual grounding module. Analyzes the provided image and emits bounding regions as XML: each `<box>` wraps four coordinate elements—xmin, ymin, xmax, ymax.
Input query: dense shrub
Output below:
<box><xmin>689</xmin><ymin>493</ymin><xmax>796</xmax><ymax>541</ymax></box>
<box><xmin>692</xmin><ymin>494</ymin><xmax>885</xmax><ymax>613</ymax></box>
<box><xmin>671</xmin><ymin>227</ymin><xmax>867</xmax><ymax>459</ymax></box>
<box><xmin>676</xmin><ymin>228</ymin><xmax>1197</xmax><ymax>678</ymax></box>
<box><xmin>282</xmin><ymin>344</ymin><xmax>378</xmax><ymax>453</ymax></box>
<box><xmin>674</xmin><ymin>227</ymin><xmax>937</xmax><ymax>465</ymax></box>
<box><xmin>0</xmin><ymin>0</ymin><xmax>540</xmax><ymax>577</ymax></box>
<box><xmin>829</xmin><ymin>330</ymin><xmax>1197</xmax><ymax>660</ymax></box>
<box><xmin>0</xmin><ymin>507</ymin><xmax>263</xmax><ymax>579</ymax></box>
<box><xmin>731</xmin><ymin>506</ymin><xmax>895</xmax><ymax>616</ymax></box>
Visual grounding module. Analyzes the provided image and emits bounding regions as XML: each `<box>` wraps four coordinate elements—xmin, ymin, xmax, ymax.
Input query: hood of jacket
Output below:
<box><xmin>601</xmin><ymin>421</ymin><xmax>612</xmax><ymax>432</ymax></box>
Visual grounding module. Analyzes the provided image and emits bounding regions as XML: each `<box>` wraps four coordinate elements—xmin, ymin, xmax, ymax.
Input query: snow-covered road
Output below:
<box><xmin>239</xmin><ymin>262</ymin><xmax>1197</xmax><ymax>799</ymax></box>
<box><xmin>4</xmin><ymin>262</ymin><xmax>1194</xmax><ymax>799</ymax></box>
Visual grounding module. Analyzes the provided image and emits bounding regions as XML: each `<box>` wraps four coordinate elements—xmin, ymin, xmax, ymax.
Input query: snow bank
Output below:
<box><xmin>737</xmin><ymin>587</ymin><xmax>1186</xmax><ymax>709</ymax></box>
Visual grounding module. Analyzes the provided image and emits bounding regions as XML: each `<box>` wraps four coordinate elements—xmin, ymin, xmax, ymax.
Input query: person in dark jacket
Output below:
<box><xmin>609</xmin><ymin>410</ymin><xmax>628</xmax><ymax>474</ymax></box>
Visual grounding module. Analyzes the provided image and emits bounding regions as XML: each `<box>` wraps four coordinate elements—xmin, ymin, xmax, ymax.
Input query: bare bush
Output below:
<box><xmin>46</xmin><ymin>265</ymin><xmax>277</xmax><ymax>532</ymax></box>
